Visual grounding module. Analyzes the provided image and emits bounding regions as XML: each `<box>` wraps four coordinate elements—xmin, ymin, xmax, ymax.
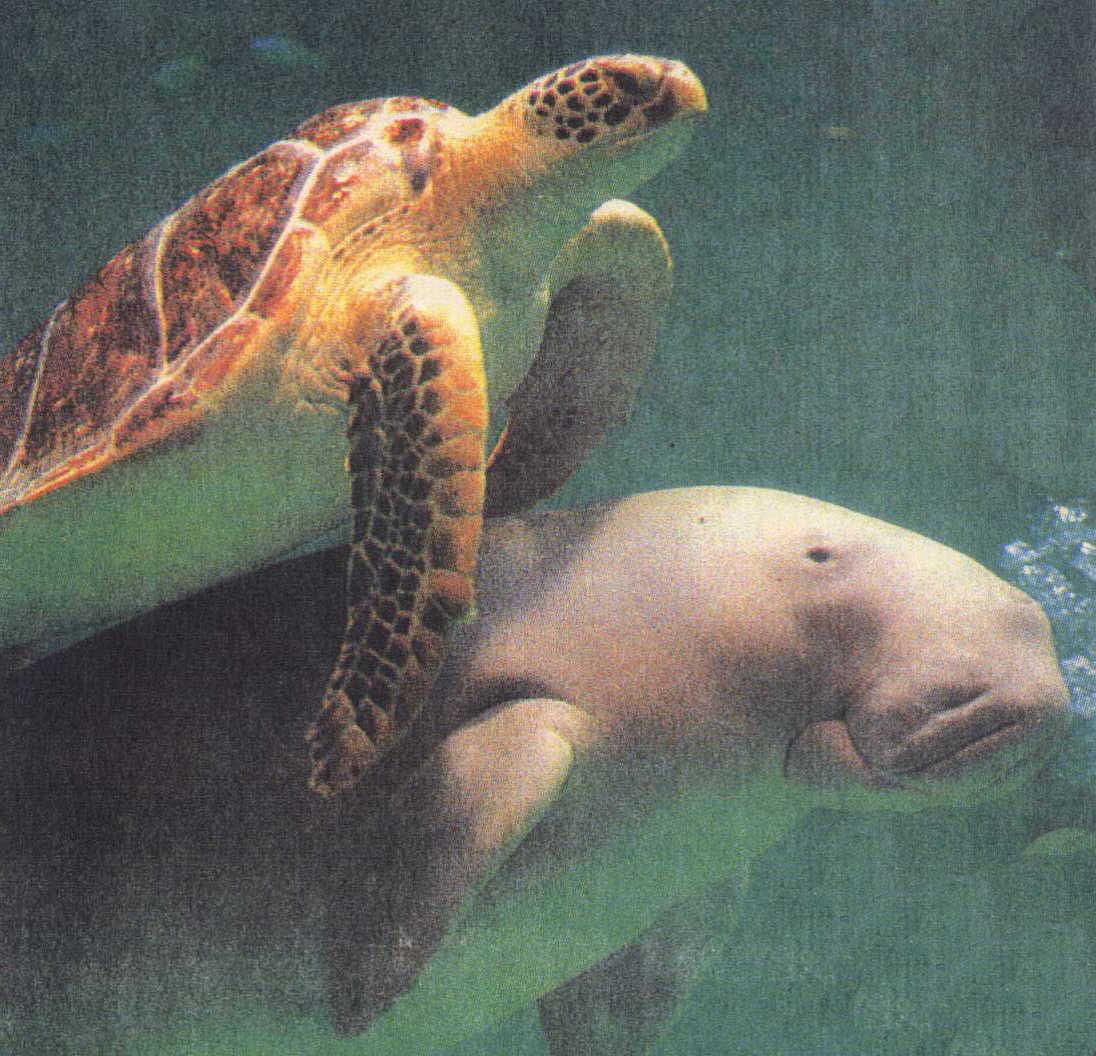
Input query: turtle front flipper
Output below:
<box><xmin>308</xmin><ymin>275</ymin><xmax>487</xmax><ymax>796</ymax></box>
<box><xmin>484</xmin><ymin>200</ymin><xmax>673</xmax><ymax>518</ymax></box>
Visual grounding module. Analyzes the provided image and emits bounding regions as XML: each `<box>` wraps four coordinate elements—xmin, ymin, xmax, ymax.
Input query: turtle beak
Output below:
<box><xmin>648</xmin><ymin>59</ymin><xmax>709</xmax><ymax>125</ymax></box>
<box><xmin>595</xmin><ymin>55</ymin><xmax>708</xmax><ymax>128</ymax></box>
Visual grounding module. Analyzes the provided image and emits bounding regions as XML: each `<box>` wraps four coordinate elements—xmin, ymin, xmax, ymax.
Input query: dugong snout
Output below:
<box><xmin>784</xmin><ymin>557</ymin><xmax>1070</xmax><ymax>807</ymax></box>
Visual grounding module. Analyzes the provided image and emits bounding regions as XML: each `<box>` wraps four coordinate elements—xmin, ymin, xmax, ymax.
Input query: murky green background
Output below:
<box><xmin>2</xmin><ymin>1</ymin><xmax>1095</xmax><ymax>1053</ymax></box>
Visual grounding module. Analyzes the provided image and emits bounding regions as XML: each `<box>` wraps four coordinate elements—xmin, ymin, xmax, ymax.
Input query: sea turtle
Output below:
<box><xmin>0</xmin><ymin>55</ymin><xmax>707</xmax><ymax>794</ymax></box>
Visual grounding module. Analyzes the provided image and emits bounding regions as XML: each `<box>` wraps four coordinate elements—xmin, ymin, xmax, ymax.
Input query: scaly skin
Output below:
<box><xmin>0</xmin><ymin>56</ymin><xmax>708</xmax><ymax>791</ymax></box>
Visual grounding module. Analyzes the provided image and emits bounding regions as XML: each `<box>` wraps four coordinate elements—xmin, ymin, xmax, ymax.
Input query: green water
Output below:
<box><xmin>3</xmin><ymin>1</ymin><xmax>1096</xmax><ymax>1053</ymax></box>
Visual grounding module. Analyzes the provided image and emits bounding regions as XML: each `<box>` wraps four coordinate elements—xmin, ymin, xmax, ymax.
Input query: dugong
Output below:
<box><xmin>321</xmin><ymin>485</ymin><xmax>1069</xmax><ymax>1054</ymax></box>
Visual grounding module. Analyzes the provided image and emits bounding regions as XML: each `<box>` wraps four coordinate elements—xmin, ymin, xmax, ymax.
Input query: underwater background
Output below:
<box><xmin>1</xmin><ymin>0</ymin><xmax>1095</xmax><ymax>1053</ymax></box>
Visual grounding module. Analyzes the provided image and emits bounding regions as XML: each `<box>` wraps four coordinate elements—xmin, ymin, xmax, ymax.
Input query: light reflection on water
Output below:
<box><xmin>999</xmin><ymin>496</ymin><xmax>1096</xmax><ymax>721</ymax></box>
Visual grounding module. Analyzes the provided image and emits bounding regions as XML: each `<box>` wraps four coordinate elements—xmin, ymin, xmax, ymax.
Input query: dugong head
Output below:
<box><xmin>473</xmin><ymin>486</ymin><xmax>1070</xmax><ymax>813</ymax></box>
<box><xmin>730</xmin><ymin>491</ymin><xmax>1074</xmax><ymax>809</ymax></box>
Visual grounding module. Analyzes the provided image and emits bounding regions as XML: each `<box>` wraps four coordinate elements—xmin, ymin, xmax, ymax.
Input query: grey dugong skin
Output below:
<box><xmin>324</xmin><ymin>485</ymin><xmax>1070</xmax><ymax>1050</ymax></box>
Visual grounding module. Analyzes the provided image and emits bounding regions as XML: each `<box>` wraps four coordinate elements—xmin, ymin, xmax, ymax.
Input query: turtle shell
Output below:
<box><xmin>0</xmin><ymin>95</ymin><xmax>451</xmax><ymax>516</ymax></box>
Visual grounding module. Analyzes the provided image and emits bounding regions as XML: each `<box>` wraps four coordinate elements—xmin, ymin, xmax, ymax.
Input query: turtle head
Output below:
<box><xmin>514</xmin><ymin>55</ymin><xmax>708</xmax><ymax>189</ymax></box>
<box><xmin>288</xmin><ymin>57</ymin><xmax>703</xmax><ymax>265</ymax></box>
<box><xmin>435</xmin><ymin>55</ymin><xmax>705</xmax><ymax>299</ymax></box>
<box><xmin>457</xmin><ymin>55</ymin><xmax>707</xmax><ymax>224</ymax></box>
<box><xmin>521</xmin><ymin>55</ymin><xmax>704</xmax><ymax>200</ymax></box>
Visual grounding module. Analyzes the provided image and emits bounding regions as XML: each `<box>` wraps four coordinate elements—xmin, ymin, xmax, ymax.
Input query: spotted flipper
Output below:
<box><xmin>307</xmin><ymin>276</ymin><xmax>486</xmax><ymax>796</ymax></box>
<box><xmin>485</xmin><ymin>200</ymin><xmax>672</xmax><ymax>518</ymax></box>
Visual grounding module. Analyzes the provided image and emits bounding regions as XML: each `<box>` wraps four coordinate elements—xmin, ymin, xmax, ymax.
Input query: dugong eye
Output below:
<box><xmin>806</xmin><ymin>546</ymin><xmax>832</xmax><ymax>563</ymax></box>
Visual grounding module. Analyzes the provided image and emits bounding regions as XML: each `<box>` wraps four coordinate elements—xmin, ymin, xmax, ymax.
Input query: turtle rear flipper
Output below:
<box><xmin>485</xmin><ymin>201</ymin><xmax>672</xmax><ymax>517</ymax></box>
<box><xmin>307</xmin><ymin>275</ymin><xmax>486</xmax><ymax>796</ymax></box>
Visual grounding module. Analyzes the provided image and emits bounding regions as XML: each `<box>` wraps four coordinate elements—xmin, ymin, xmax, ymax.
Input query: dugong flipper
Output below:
<box><xmin>537</xmin><ymin>882</ymin><xmax>741</xmax><ymax>1055</ymax></box>
<box><xmin>323</xmin><ymin>486</ymin><xmax>1069</xmax><ymax>1051</ymax></box>
<box><xmin>331</xmin><ymin>695</ymin><xmax>742</xmax><ymax>1044</ymax></box>
<box><xmin>329</xmin><ymin>697</ymin><xmax>588</xmax><ymax>1033</ymax></box>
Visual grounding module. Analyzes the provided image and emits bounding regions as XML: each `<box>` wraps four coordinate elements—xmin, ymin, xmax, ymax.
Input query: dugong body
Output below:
<box><xmin>326</xmin><ymin>486</ymin><xmax>1069</xmax><ymax>1052</ymax></box>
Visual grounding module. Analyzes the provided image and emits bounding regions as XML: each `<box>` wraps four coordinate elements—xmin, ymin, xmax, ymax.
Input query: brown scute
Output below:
<box><xmin>112</xmin><ymin>381</ymin><xmax>201</xmax><ymax>454</ymax></box>
<box><xmin>419</xmin><ymin>597</ymin><xmax>449</xmax><ymax>634</ymax></box>
<box><xmin>174</xmin><ymin>316</ymin><xmax>265</xmax><ymax>396</ymax></box>
<box><xmin>604</xmin><ymin>102</ymin><xmax>632</xmax><ymax>126</ymax></box>
<box><xmin>159</xmin><ymin>143</ymin><xmax>310</xmax><ymax>363</ymax></box>
<box><xmin>387</xmin><ymin>117</ymin><xmax>425</xmax><ymax>144</ymax></box>
<box><xmin>247</xmin><ymin>226</ymin><xmax>311</xmax><ymax>322</ymax></box>
<box><xmin>293</xmin><ymin>97</ymin><xmax>450</xmax><ymax>150</ymax></box>
<box><xmin>292</xmin><ymin>99</ymin><xmax>389</xmax><ymax>148</ymax></box>
<box><xmin>5</xmin><ymin>437</ymin><xmax>112</xmax><ymax>512</ymax></box>
<box><xmin>0</xmin><ymin>318</ymin><xmax>50</xmax><ymax>474</ymax></box>
<box><xmin>299</xmin><ymin>141</ymin><xmax>378</xmax><ymax>227</ymax></box>
<box><xmin>385</xmin><ymin>97</ymin><xmax>451</xmax><ymax>115</ymax></box>
<box><xmin>527</xmin><ymin>60</ymin><xmax>612</xmax><ymax>144</ymax></box>
<box><xmin>15</xmin><ymin>233</ymin><xmax>161</xmax><ymax>475</ymax></box>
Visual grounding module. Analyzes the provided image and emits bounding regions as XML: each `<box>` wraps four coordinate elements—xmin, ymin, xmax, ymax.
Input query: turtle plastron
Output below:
<box><xmin>484</xmin><ymin>200</ymin><xmax>673</xmax><ymax>517</ymax></box>
<box><xmin>306</xmin><ymin>274</ymin><xmax>487</xmax><ymax>796</ymax></box>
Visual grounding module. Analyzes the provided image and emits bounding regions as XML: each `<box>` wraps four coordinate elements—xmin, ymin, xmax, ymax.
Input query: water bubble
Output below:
<box><xmin>1053</xmin><ymin>502</ymin><xmax>1088</xmax><ymax>525</ymax></box>
<box><xmin>998</xmin><ymin>495</ymin><xmax>1096</xmax><ymax>723</ymax></box>
<box><xmin>1060</xmin><ymin>656</ymin><xmax>1096</xmax><ymax>718</ymax></box>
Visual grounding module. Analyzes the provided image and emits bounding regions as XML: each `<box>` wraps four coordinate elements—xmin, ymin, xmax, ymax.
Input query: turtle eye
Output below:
<box><xmin>806</xmin><ymin>546</ymin><xmax>832</xmax><ymax>564</ymax></box>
